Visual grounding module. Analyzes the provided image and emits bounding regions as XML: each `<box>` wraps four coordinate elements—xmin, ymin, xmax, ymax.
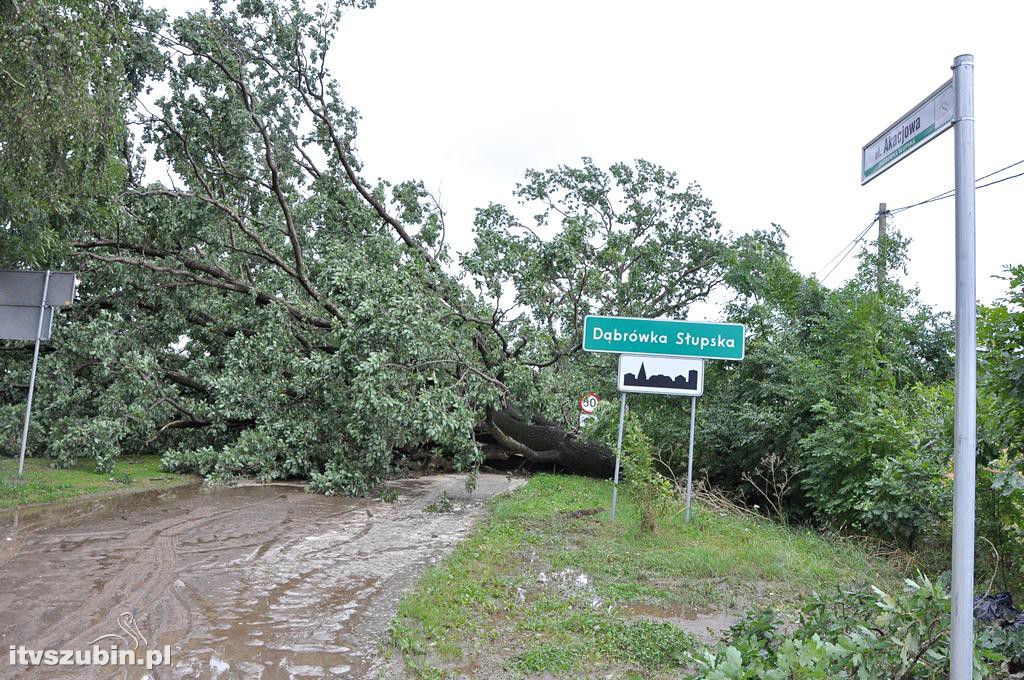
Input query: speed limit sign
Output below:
<box><xmin>578</xmin><ymin>392</ymin><xmax>600</xmax><ymax>414</ymax></box>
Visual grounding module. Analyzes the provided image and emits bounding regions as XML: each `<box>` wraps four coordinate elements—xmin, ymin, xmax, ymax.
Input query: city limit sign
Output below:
<box><xmin>618</xmin><ymin>355</ymin><xmax>704</xmax><ymax>397</ymax></box>
<box><xmin>583</xmin><ymin>315</ymin><xmax>745</xmax><ymax>361</ymax></box>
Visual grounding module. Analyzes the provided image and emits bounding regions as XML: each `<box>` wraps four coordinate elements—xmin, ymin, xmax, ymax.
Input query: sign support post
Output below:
<box><xmin>611</xmin><ymin>393</ymin><xmax>626</xmax><ymax>521</ymax></box>
<box><xmin>685</xmin><ymin>396</ymin><xmax>697</xmax><ymax>523</ymax></box>
<box><xmin>949</xmin><ymin>53</ymin><xmax>976</xmax><ymax>680</ymax></box>
<box><xmin>862</xmin><ymin>54</ymin><xmax>977</xmax><ymax>678</ymax></box>
<box><xmin>17</xmin><ymin>270</ymin><xmax>51</xmax><ymax>478</ymax></box>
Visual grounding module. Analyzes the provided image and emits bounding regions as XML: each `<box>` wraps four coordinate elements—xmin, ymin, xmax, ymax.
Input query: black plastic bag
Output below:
<box><xmin>974</xmin><ymin>592</ymin><xmax>1019</xmax><ymax>623</ymax></box>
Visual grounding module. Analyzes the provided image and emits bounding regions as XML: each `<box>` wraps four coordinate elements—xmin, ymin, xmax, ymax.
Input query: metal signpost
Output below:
<box><xmin>0</xmin><ymin>270</ymin><xmax>78</xmax><ymax>478</ymax></box>
<box><xmin>615</xmin><ymin>355</ymin><xmax>704</xmax><ymax>521</ymax></box>
<box><xmin>583</xmin><ymin>315</ymin><xmax>744</xmax><ymax>523</ymax></box>
<box><xmin>861</xmin><ymin>56</ymin><xmax>974</xmax><ymax>679</ymax></box>
<box><xmin>950</xmin><ymin>54</ymin><xmax>977</xmax><ymax>680</ymax></box>
<box><xmin>612</xmin><ymin>392</ymin><xmax>627</xmax><ymax>520</ymax></box>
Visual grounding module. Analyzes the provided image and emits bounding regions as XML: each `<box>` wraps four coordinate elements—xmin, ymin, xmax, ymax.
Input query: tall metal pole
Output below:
<box><xmin>949</xmin><ymin>53</ymin><xmax>976</xmax><ymax>680</ymax></box>
<box><xmin>684</xmin><ymin>396</ymin><xmax>697</xmax><ymax>523</ymax></box>
<box><xmin>17</xmin><ymin>270</ymin><xmax>51</xmax><ymax>478</ymax></box>
<box><xmin>610</xmin><ymin>392</ymin><xmax>626</xmax><ymax>521</ymax></box>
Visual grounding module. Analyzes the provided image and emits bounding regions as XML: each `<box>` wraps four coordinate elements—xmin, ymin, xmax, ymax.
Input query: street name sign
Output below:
<box><xmin>583</xmin><ymin>315</ymin><xmax>745</xmax><ymax>361</ymax></box>
<box><xmin>861</xmin><ymin>79</ymin><xmax>954</xmax><ymax>184</ymax></box>
<box><xmin>618</xmin><ymin>355</ymin><xmax>704</xmax><ymax>397</ymax></box>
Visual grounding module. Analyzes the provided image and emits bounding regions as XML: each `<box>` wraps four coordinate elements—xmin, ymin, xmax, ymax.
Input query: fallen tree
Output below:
<box><xmin>1</xmin><ymin>0</ymin><xmax>776</xmax><ymax>491</ymax></box>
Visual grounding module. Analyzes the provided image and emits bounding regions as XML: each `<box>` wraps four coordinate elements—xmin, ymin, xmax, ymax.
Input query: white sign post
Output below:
<box><xmin>861</xmin><ymin>55</ymin><xmax>974</xmax><ymax>679</ymax></box>
<box><xmin>612</xmin><ymin>355</ymin><xmax>705</xmax><ymax>522</ymax></box>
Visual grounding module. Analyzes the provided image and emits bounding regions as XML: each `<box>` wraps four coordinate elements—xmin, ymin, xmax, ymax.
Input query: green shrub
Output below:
<box><xmin>585</xmin><ymin>400</ymin><xmax>674</xmax><ymax>533</ymax></box>
<box><xmin>694</xmin><ymin>573</ymin><xmax>1006</xmax><ymax>678</ymax></box>
<box><xmin>376</xmin><ymin>485</ymin><xmax>399</xmax><ymax>503</ymax></box>
<box><xmin>620</xmin><ymin>422</ymin><xmax>674</xmax><ymax>533</ymax></box>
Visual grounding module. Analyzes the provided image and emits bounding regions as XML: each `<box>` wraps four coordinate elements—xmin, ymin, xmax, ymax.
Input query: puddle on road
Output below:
<box><xmin>0</xmin><ymin>474</ymin><xmax>517</xmax><ymax>679</ymax></box>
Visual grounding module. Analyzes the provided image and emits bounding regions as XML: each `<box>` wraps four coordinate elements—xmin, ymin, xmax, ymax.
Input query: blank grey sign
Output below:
<box><xmin>0</xmin><ymin>305</ymin><xmax>53</xmax><ymax>341</ymax></box>
<box><xmin>0</xmin><ymin>271</ymin><xmax>77</xmax><ymax>307</ymax></box>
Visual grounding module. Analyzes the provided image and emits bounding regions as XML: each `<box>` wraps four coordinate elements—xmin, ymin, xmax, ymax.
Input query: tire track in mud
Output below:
<box><xmin>0</xmin><ymin>474</ymin><xmax>520</xmax><ymax>679</ymax></box>
<box><xmin>8</xmin><ymin>496</ymin><xmax>275</xmax><ymax>656</ymax></box>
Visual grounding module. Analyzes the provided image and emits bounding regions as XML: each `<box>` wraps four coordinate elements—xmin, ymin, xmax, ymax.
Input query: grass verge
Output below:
<box><xmin>0</xmin><ymin>455</ymin><xmax>193</xmax><ymax>509</ymax></box>
<box><xmin>389</xmin><ymin>473</ymin><xmax>899</xmax><ymax>679</ymax></box>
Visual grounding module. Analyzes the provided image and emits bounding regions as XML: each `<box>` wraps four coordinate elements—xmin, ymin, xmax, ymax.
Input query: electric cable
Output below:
<box><xmin>815</xmin><ymin>156</ymin><xmax>1024</xmax><ymax>280</ymax></box>
<box><xmin>819</xmin><ymin>217</ymin><xmax>878</xmax><ymax>283</ymax></box>
<box><xmin>818</xmin><ymin>217</ymin><xmax>878</xmax><ymax>274</ymax></box>
<box><xmin>890</xmin><ymin>158</ymin><xmax>1024</xmax><ymax>214</ymax></box>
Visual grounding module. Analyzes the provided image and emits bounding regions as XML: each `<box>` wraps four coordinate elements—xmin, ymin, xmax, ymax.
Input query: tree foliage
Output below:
<box><xmin>640</xmin><ymin>232</ymin><xmax>957</xmax><ymax>543</ymax></box>
<box><xmin>0</xmin><ymin>0</ymin><xmax>163</xmax><ymax>264</ymax></box>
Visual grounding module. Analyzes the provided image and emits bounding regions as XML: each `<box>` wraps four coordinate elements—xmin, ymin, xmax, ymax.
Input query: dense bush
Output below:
<box><xmin>632</xmin><ymin>234</ymin><xmax>955</xmax><ymax>539</ymax></box>
<box><xmin>694</xmin><ymin>574</ymin><xmax>1018</xmax><ymax>678</ymax></box>
<box><xmin>609</xmin><ymin>236</ymin><xmax>1024</xmax><ymax>592</ymax></box>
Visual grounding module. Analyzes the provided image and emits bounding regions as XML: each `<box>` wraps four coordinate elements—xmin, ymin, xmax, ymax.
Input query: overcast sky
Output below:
<box><xmin>325</xmin><ymin>0</ymin><xmax>1023</xmax><ymax>316</ymax></box>
<box><xmin>155</xmin><ymin>0</ymin><xmax>1023</xmax><ymax>317</ymax></box>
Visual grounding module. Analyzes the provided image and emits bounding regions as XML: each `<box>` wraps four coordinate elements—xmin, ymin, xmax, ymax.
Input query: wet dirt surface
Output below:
<box><xmin>622</xmin><ymin>602</ymin><xmax>740</xmax><ymax>645</ymax></box>
<box><xmin>0</xmin><ymin>473</ymin><xmax>520</xmax><ymax>679</ymax></box>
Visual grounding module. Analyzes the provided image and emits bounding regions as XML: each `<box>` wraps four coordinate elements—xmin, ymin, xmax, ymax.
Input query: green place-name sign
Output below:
<box><xmin>582</xmin><ymin>315</ymin><xmax>745</xmax><ymax>361</ymax></box>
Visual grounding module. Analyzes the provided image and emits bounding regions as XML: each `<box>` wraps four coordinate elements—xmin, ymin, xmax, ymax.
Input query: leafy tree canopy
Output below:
<box><xmin>0</xmin><ymin>0</ymin><xmax>163</xmax><ymax>264</ymax></box>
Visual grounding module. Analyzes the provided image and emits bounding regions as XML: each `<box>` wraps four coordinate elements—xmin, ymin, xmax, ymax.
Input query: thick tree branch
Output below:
<box><xmin>75</xmin><ymin>248</ymin><xmax>334</xmax><ymax>330</ymax></box>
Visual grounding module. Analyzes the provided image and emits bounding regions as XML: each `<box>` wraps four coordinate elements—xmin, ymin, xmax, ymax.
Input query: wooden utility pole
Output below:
<box><xmin>877</xmin><ymin>202</ymin><xmax>888</xmax><ymax>293</ymax></box>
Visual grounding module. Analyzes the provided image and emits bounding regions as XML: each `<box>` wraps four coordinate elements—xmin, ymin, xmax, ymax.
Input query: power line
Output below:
<box><xmin>820</xmin><ymin>220</ymin><xmax>876</xmax><ymax>282</ymax></box>
<box><xmin>817</xmin><ymin>158</ymin><xmax>1024</xmax><ymax>284</ymax></box>
<box><xmin>890</xmin><ymin>158</ymin><xmax>1024</xmax><ymax>214</ymax></box>
<box><xmin>976</xmin><ymin>170</ymin><xmax>1024</xmax><ymax>191</ymax></box>
<box><xmin>819</xmin><ymin>217</ymin><xmax>878</xmax><ymax>282</ymax></box>
<box><xmin>819</xmin><ymin>216</ymin><xmax>879</xmax><ymax>274</ymax></box>
<box><xmin>976</xmin><ymin>158</ymin><xmax>1023</xmax><ymax>183</ymax></box>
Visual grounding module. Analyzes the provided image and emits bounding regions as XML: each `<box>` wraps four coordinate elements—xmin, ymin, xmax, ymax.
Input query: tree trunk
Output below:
<box><xmin>482</xmin><ymin>408</ymin><xmax>614</xmax><ymax>478</ymax></box>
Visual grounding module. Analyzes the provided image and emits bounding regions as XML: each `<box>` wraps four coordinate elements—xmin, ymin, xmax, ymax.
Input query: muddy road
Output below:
<box><xmin>0</xmin><ymin>473</ymin><xmax>519</xmax><ymax>679</ymax></box>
